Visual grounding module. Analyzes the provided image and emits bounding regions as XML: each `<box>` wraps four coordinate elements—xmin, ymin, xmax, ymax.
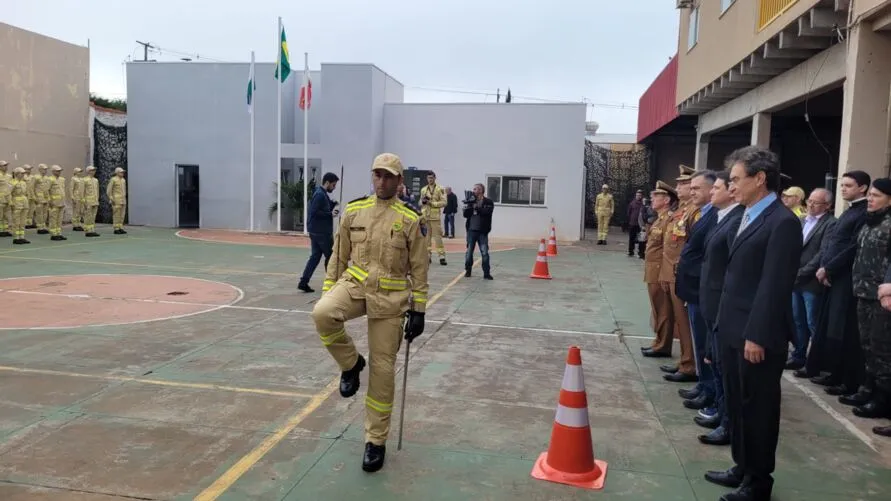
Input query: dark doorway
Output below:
<box><xmin>177</xmin><ymin>164</ymin><xmax>200</xmax><ymax>228</ymax></box>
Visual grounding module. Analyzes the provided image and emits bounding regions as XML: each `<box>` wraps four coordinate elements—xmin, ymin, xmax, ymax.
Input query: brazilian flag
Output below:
<box><xmin>274</xmin><ymin>26</ymin><xmax>291</xmax><ymax>82</ymax></box>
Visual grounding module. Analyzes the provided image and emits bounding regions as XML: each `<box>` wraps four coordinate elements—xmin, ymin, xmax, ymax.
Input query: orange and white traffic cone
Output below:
<box><xmin>530</xmin><ymin>238</ymin><xmax>552</xmax><ymax>279</ymax></box>
<box><xmin>546</xmin><ymin>225</ymin><xmax>558</xmax><ymax>257</ymax></box>
<box><xmin>531</xmin><ymin>346</ymin><xmax>607</xmax><ymax>490</ymax></box>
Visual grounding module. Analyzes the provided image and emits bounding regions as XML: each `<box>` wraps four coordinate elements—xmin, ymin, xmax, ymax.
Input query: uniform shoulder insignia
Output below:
<box><xmin>401</xmin><ymin>201</ymin><xmax>421</xmax><ymax>216</ymax></box>
<box><xmin>347</xmin><ymin>195</ymin><xmax>370</xmax><ymax>204</ymax></box>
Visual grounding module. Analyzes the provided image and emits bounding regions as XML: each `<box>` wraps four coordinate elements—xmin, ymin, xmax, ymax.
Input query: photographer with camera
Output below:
<box><xmin>463</xmin><ymin>183</ymin><xmax>494</xmax><ymax>280</ymax></box>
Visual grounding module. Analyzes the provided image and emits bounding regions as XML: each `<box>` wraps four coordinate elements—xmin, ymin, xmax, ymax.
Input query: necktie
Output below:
<box><xmin>737</xmin><ymin>212</ymin><xmax>750</xmax><ymax>236</ymax></box>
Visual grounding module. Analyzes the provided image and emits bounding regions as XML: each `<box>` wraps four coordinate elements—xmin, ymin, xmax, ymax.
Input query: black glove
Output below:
<box><xmin>404</xmin><ymin>311</ymin><xmax>425</xmax><ymax>342</ymax></box>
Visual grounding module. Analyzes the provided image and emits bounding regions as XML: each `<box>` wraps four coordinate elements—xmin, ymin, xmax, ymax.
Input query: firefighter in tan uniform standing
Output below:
<box><xmin>659</xmin><ymin>164</ymin><xmax>697</xmax><ymax>382</ymax></box>
<box><xmin>642</xmin><ymin>181</ymin><xmax>678</xmax><ymax>358</ymax></box>
<box><xmin>21</xmin><ymin>165</ymin><xmax>33</xmax><ymax>228</ymax></box>
<box><xmin>420</xmin><ymin>171</ymin><xmax>447</xmax><ymax>265</ymax></box>
<box><xmin>10</xmin><ymin>167</ymin><xmax>30</xmax><ymax>245</ymax></box>
<box><xmin>47</xmin><ymin>165</ymin><xmax>67</xmax><ymax>241</ymax></box>
<box><xmin>594</xmin><ymin>184</ymin><xmax>614</xmax><ymax>245</ymax></box>
<box><xmin>311</xmin><ymin>153</ymin><xmax>429</xmax><ymax>473</ymax></box>
<box><xmin>0</xmin><ymin>160</ymin><xmax>11</xmax><ymax>238</ymax></box>
<box><xmin>27</xmin><ymin>164</ymin><xmax>46</xmax><ymax>232</ymax></box>
<box><xmin>69</xmin><ymin>167</ymin><xmax>85</xmax><ymax>231</ymax></box>
<box><xmin>82</xmin><ymin>166</ymin><xmax>100</xmax><ymax>237</ymax></box>
<box><xmin>106</xmin><ymin>167</ymin><xmax>127</xmax><ymax>234</ymax></box>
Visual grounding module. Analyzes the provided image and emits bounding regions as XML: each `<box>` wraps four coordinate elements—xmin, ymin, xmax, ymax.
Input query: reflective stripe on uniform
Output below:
<box><xmin>390</xmin><ymin>204</ymin><xmax>418</xmax><ymax>222</ymax></box>
<box><xmin>346</xmin><ymin>199</ymin><xmax>375</xmax><ymax>213</ymax></box>
<box><xmin>319</xmin><ymin>328</ymin><xmax>346</xmax><ymax>346</ymax></box>
<box><xmin>347</xmin><ymin>265</ymin><xmax>368</xmax><ymax>282</ymax></box>
<box><xmin>379</xmin><ymin>277</ymin><xmax>407</xmax><ymax>290</ymax></box>
<box><xmin>554</xmin><ymin>404</ymin><xmax>589</xmax><ymax>428</ymax></box>
<box><xmin>412</xmin><ymin>291</ymin><xmax>427</xmax><ymax>304</ymax></box>
<box><xmin>365</xmin><ymin>395</ymin><xmax>393</xmax><ymax>414</ymax></box>
<box><xmin>322</xmin><ymin>279</ymin><xmax>335</xmax><ymax>291</ymax></box>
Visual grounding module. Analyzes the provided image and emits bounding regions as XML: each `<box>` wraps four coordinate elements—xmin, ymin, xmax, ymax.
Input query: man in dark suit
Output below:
<box><xmin>695</xmin><ymin>170</ymin><xmax>743</xmax><ymax>446</ymax></box>
<box><xmin>786</xmin><ymin>187</ymin><xmax>836</xmax><ymax>370</ymax></box>
<box><xmin>675</xmin><ymin>170</ymin><xmax>718</xmax><ymax>412</ymax></box>
<box><xmin>704</xmin><ymin>146</ymin><xmax>802</xmax><ymax>501</ymax></box>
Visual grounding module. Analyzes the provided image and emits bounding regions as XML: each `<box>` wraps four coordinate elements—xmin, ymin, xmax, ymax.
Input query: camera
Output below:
<box><xmin>463</xmin><ymin>190</ymin><xmax>476</xmax><ymax>206</ymax></box>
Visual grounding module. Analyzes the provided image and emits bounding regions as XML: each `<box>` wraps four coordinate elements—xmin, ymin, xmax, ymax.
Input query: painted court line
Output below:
<box><xmin>0</xmin><ymin>365</ymin><xmax>315</xmax><ymax>399</ymax></box>
<box><xmin>193</xmin><ymin>262</ymin><xmax>474</xmax><ymax>501</ymax></box>
<box><xmin>782</xmin><ymin>372</ymin><xmax>878</xmax><ymax>453</ymax></box>
<box><xmin>0</xmin><ymin>255</ymin><xmax>296</xmax><ymax>277</ymax></box>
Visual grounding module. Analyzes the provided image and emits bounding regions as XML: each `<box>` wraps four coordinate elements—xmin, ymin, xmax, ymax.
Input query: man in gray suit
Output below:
<box><xmin>787</xmin><ymin>188</ymin><xmax>836</xmax><ymax>370</ymax></box>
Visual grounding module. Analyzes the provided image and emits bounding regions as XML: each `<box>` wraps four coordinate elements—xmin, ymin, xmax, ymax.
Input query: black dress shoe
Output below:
<box><xmin>720</xmin><ymin>484</ymin><xmax>771</xmax><ymax>501</ymax></box>
<box><xmin>642</xmin><ymin>349</ymin><xmax>671</xmax><ymax>358</ymax></box>
<box><xmin>664</xmin><ymin>372</ymin><xmax>698</xmax><ymax>383</ymax></box>
<box><xmin>659</xmin><ymin>364</ymin><xmax>678</xmax><ymax>374</ymax></box>
<box><xmin>339</xmin><ymin>354</ymin><xmax>366</xmax><ymax>398</ymax></box>
<box><xmin>873</xmin><ymin>425</ymin><xmax>891</xmax><ymax>437</ymax></box>
<box><xmin>852</xmin><ymin>399</ymin><xmax>891</xmax><ymax>419</ymax></box>
<box><xmin>825</xmin><ymin>384</ymin><xmax>855</xmax><ymax>396</ymax></box>
<box><xmin>698</xmin><ymin>426</ymin><xmax>730</xmax><ymax>445</ymax></box>
<box><xmin>683</xmin><ymin>392</ymin><xmax>713</xmax><ymax>410</ymax></box>
<box><xmin>694</xmin><ymin>414</ymin><xmax>720</xmax><ymax>429</ymax></box>
<box><xmin>678</xmin><ymin>386</ymin><xmax>700</xmax><ymax>399</ymax></box>
<box><xmin>810</xmin><ymin>374</ymin><xmax>838</xmax><ymax>386</ymax></box>
<box><xmin>793</xmin><ymin>368</ymin><xmax>816</xmax><ymax>378</ymax></box>
<box><xmin>784</xmin><ymin>359</ymin><xmax>805</xmax><ymax>370</ymax></box>
<box><xmin>362</xmin><ymin>442</ymin><xmax>386</xmax><ymax>472</ymax></box>
<box><xmin>839</xmin><ymin>388</ymin><xmax>873</xmax><ymax>406</ymax></box>
<box><xmin>704</xmin><ymin>467</ymin><xmax>743</xmax><ymax>488</ymax></box>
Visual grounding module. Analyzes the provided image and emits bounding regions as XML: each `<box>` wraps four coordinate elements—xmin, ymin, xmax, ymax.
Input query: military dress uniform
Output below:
<box><xmin>10</xmin><ymin>167</ymin><xmax>30</xmax><ymax>245</ymax></box>
<box><xmin>643</xmin><ymin>181</ymin><xmax>676</xmax><ymax>355</ymax></box>
<box><xmin>594</xmin><ymin>185</ymin><xmax>614</xmax><ymax>244</ymax></box>
<box><xmin>106</xmin><ymin>167</ymin><xmax>127</xmax><ymax>234</ymax></box>
<box><xmin>82</xmin><ymin>166</ymin><xmax>100</xmax><ymax>237</ymax></box>
<box><xmin>69</xmin><ymin>168</ymin><xmax>85</xmax><ymax>231</ymax></box>
<box><xmin>47</xmin><ymin>166</ymin><xmax>67</xmax><ymax>241</ymax></box>
<box><xmin>0</xmin><ymin>161</ymin><xmax>11</xmax><ymax>237</ymax></box>
<box><xmin>311</xmin><ymin>153</ymin><xmax>429</xmax><ymax>473</ymax></box>
<box><xmin>420</xmin><ymin>181</ymin><xmax>447</xmax><ymax>264</ymax></box>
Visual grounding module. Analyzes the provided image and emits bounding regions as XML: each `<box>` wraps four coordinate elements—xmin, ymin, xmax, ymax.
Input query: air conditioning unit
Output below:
<box><xmin>676</xmin><ymin>0</ymin><xmax>694</xmax><ymax>8</ymax></box>
<box><xmin>585</xmin><ymin>121</ymin><xmax>600</xmax><ymax>134</ymax></box>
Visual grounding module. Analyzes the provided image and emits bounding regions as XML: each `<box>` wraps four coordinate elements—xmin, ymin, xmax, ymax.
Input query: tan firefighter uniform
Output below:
<box><xmin>420</xmin><ymin>179</ymin><xmax>447</xmax><ymax>262</ymax></box>
<box><xmin>594</xmin><ymin>185</ymin><xmax>614</xmax><ymax>242</ymax></box>
<box><xmin>47</xmin><ymin>165</ymin><xmax>67</xmax><ymax>240</ymax></box>
<box><xmin>0</xmin><ymin>161</ymin><xmax>11</xmax><ymax>237</ymax></box>
<box><xmin>26</xmin><ymin>164</ymin><xmax>40</xmax><ymax>229</ymax></box>
<box><xmin>311</xmin><ymin>153</ymin><xmax>429</xmax><ymax>449</ymax></box>
<box><xmin>82</xmin><ymin>166</ymin><xmax>100</xmax><ymax>236</ymax></box>
<box><xmin>106</xmin><ymin>167</ymin><xmax>127</xmax><ymax>232</ymax></box>
<box><xmin>69</xmin><ymin>167</ymin><xmax>84</xmax><ymax>230</ymax></box>
<box><xmin>644</xmin><ymin>181</ymin><xmax>676</xmax><ymax>354</ymax></box>
<box><xmin>10</xmin><ymin>167</ymin><xmax>30</xmax><ymax>244</ymax></box>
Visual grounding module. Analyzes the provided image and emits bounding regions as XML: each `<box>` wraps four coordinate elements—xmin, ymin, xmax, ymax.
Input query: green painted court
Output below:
<box><xmin>0</xmin><ymin>225</ymin><xmax>889</xmax><ymax>500</ymax></box>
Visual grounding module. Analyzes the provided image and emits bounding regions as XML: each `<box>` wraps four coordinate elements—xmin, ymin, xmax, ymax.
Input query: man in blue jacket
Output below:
<box><xmin>298</xmin><ymin>172</ymin><xmax>340</xmax><ymax>293</ymax></box>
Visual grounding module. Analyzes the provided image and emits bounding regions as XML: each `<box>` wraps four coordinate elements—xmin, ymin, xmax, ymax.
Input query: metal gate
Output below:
<box><xmin>584</xmin><ymin>141</ymin><xmax>652</xmax><ymax>231</ymax></box>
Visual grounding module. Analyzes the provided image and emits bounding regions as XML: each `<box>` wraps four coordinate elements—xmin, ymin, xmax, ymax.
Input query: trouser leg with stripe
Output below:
<box><xmin>311</xmin><ymin>282</ymin><xmax>405</xmax><ymax>446</ymax></box>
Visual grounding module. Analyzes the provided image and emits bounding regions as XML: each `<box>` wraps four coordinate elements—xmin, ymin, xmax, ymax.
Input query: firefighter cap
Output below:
<box><xmin>38</xmin><ymin>163</ymin><xmax>48</xmax><ymax>170</ymax></box>
<box><xmin>73</xmin><ymin>167</ymin><xmax>82</xmax><ymax>173</ymax></box>
<box><xmin>601</xmin><ymin>184</ymin><xmax>610</xmax><ymax>190</ymax></box>
<box><xmin>651</xmin><ymin>180</ymin><xmax>677</xmax><ymax>198</ymax></box>
<box><xmin>23</xmin><ymin>164</ymin><xmax>32</xmax><ymax>170</ymax></box>
<box><xmin>0</xmin><ymin>160</ymin><xmax>7</xmax><ymax>167</ymax></box>
<box><xmin>86</xmin><ymin>166</ymin><xmax>96</xmax><ymax>171</ymax></box>
<box><xmin>676</xmin><ymin>164</ymin><xmax>695</xmax><ymax>182</ymax></box>
<box><xmin>114</xmin><ymin>167</ymin><xmax>125</xmax><ymax>173</ymax></box>
<box><xmin>371</xmin><ymin>153</ymin><xmax>403</xmax><ymax>177</ymax></box>
<box><xmin>13</xmin><ymin>167</ymin><xmax>25</xmax><ymax>174</ymax></box>
<box><xmin>51</xmin><ymin>165</ymin><xmax>62</xmax><ymax>172</ymax></box>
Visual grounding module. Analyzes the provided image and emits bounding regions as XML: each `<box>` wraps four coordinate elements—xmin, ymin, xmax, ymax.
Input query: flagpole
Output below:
<box><xmin>249</xmin><ymin>50</ymin><xmax>256</xmax><ymax>232</ymax></box>
<box><xmin>276</xmin><ymin>16</ymin><xmax>283</xmax><ymax>233</ymax></box>
<box><xmin>302</xmin><ymin>52</ymin><xmax>309</xmax><ymax>236</ymax></box>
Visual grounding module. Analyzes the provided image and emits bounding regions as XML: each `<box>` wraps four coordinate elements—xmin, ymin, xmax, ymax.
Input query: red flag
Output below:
<box><xmin>299</xmin><ymin>78</ymin><xmax>312</xmax><ymax>110</ymax></box>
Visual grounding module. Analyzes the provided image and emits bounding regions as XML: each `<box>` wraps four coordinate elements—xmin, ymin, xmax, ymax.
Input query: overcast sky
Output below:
<box><xmin>4</xmin><ymin>0</ymin><xmax>680</xmax><ymax>134</ymax></box>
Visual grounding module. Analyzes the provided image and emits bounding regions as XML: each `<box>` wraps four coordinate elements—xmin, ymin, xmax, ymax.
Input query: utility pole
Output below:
<box><xmin>135</xmin><ymin>41</ymin><xmax>154</xmax><ymax>61</ymax></box>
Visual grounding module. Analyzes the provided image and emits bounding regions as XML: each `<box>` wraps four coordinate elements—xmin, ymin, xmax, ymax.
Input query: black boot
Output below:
<box><xmin>839</xmin><ymin>375</ymin><xmax>874</xmax><ymax>406</ymax></box>
<box><xmin>362</xmin><ymin>442</ymin><xmax>386</xmax><ymax>472</ymax></box>
<box><xmin>339</xmin><ymin>354</ymin><xmax>366</xmax><ymax>398</ymax></box>
<box><xmin>853</xmin><ymin>389</ymin><xmax>891</xmax><ymax>419</ymax></box>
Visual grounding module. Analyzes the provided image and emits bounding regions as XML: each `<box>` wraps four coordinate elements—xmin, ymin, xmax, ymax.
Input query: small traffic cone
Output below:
<box><xmin>530</xmin><ymin>238</ymin><xmax>552</xmax><ymax>279</ymax></box>
<box><xmin>531</xmin><ymin>346</ymin><xmax>607</xmax><ymax>490</ymax></box>
<box><xmin>546</xmin><ymin>225</ymin><xmax>558</xmax><ymax>257</ymax></box>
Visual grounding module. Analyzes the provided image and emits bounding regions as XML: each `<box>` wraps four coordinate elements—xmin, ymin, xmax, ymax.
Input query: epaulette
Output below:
<box><xmin>347</xmin><ymin>195</ymin><xmax>370</xmax><ymax>204</ymax></box>
<box><xmin>401</xmin><ymin>201</ymin><xmax>422</xmax><ymax>216</ymax></box>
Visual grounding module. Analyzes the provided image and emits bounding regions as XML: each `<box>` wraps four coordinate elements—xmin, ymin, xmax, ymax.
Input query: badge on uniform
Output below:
<box><xmin>392</xmin><ymin>221</ymin><xmax>403</xmax><ymax>232</ymax></box>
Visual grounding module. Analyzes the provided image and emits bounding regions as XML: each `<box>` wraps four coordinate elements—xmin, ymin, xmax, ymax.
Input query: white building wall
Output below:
<box><xmin>382</xmin><ymin>103</ymin><xmax>586</xmax><ymax>241</ymax></box>
<box><xmin>127</xmin><ymin>62</ymin><xmax>279</xmax><ymax>231</ymax></box>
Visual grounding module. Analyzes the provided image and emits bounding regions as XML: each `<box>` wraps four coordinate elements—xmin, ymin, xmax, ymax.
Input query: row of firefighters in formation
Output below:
<box><xmin>0</xmin><ymin>162</ymin><xmax>128</xmax><ymax>245</ymax></box>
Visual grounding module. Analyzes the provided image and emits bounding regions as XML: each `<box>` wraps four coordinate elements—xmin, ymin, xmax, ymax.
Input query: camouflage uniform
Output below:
<box><xmin>850</xmin><ymin>207</ymin><xmax>891</xmax><ymax>417</ymax></box>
